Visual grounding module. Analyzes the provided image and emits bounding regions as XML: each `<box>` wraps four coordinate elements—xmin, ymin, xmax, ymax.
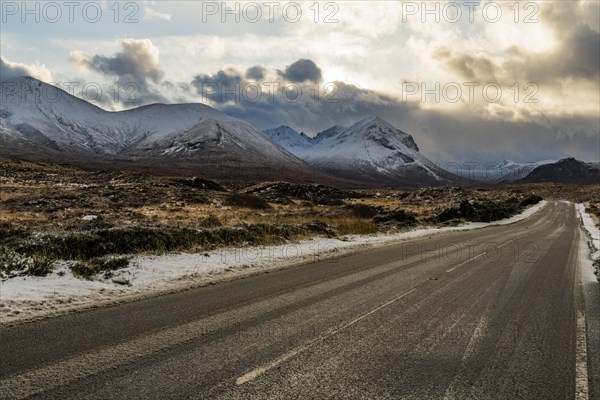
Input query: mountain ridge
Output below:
<box><xmin>0</xmin><ymin>76</ymin><xmax>329</xmax><ymax>183</ymax></box>
<box><xmin>5</xmin><ymin>77</ymin><xmax>594</xmax><ymax>187</ymax></box>
<box><xmin>264</xmin><ymin>115</ymin><xmax>466</xmax><ymax>186</ymax></box>
<box><xmin>518</xmin><ymin>158</ymin><xmax>600</xmax><ymax>184</ymax></box>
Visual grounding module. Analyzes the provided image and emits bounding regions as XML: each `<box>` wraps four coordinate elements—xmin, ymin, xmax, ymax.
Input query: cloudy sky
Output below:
<box><xmin>1</xmin><ymin>0</ymin><xmax>599</xmax><ymax>163</ymax></box>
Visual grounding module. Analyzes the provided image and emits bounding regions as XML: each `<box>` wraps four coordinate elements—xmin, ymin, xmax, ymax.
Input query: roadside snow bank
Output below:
<box><xmin>1</xmin><ymin>201</ymin><xmax>547</xmax><ymax>324</ymax></box>
<box><xmin>576</xmin><ymin>203</ymin><xmax>600</xmax><ymax>280</ymax></box>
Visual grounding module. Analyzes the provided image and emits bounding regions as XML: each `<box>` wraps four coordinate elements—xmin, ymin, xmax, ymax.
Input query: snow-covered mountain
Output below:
<box><xmin>312</xmin><ymin>125</ymin><xmax>346</xmax><ymax>144</ymax></box>
<box><xmin>266</xmin><ymin>116</ymin><xmax>463</xmax><ymax>186</ymax></box>
<box><xmin>263</xmin><ymin>126</ymin><xmax>313</xmax><ymax>152</ymax></box>
<box><xmin>0</xmin><ymin>77</ymin><xmax>317</xmax><ymax>180</ymax></box>
<box><xmin>449</xmin><ymin>159</ymin><xmax>556</xmax><ymax>183</ymax></box>
<box><xmin>263</xmin><ymin>124</ymin><xmax>348</xmax><ymax>153</ymax></box>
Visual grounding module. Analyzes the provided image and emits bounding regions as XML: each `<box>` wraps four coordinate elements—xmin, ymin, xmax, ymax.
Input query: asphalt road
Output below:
<box><xmin>0</xmin><ymin>201</ymin><xmax>597</xmax><ymax>399</ymax></box>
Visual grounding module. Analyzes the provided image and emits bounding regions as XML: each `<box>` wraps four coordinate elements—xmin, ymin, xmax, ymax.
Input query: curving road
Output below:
<box><xmin>0</xmin><ymin>201</ymin><xmax>597</xmax><ymax>399</ymax></box>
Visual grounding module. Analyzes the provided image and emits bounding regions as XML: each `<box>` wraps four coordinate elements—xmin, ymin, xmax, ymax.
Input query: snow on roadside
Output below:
<box><xmin>576</xmin><ymin>203</ymin><xmax>600</xmax><ymax>280</ymax></box>
<box><xmin>1</xmin><ymin>201</ymin><xmax>547</xmax><ymax>324</ymax></box>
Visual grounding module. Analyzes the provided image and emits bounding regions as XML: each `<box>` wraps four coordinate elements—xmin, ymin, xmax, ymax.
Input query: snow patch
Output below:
<box><xmin>576</xmin><ymin>203</ymin><xmax>600</xmax><ymax>281</ymax></box>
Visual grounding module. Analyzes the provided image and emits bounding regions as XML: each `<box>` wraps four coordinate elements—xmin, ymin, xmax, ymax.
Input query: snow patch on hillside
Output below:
<box><xmin>449</xmin><ymin>160</ymin><xmax>556</xmax><ymax>183</ymax></box>
<box><xmin>263</xmin><ymin>125</ymin><xmax>313</xmax><ymax>152</ymax></box>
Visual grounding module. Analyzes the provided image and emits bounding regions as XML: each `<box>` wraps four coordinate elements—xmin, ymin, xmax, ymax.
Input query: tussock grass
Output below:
<box><xmin>0</xmin><ymin>221</ymin><xmax>29</xmax><ymax>242</ymax></box>
<box><xmin>328</xmin><ymin>218</ymin><xmax>378</xmax><ymax>235</ymax></box>
<box><xmin>430</xmin><ymin>194</ymin><xmax>543</xmax><ymax>224</ymax></box>
<box><xmin>347</xmin><ymin>203</ymin><xmax>380</xmax><ymax>218</ymax></box>
<box><xmin>313</xmin><ymin>197</ymin><xmax>345</xmax><ymax>206</ymax></box>
<box><xmin>14</xmin><ymin>222</ymin><xmax>340</xmax><ymax>261</ymax></box>
<box><xmin>198</xmin><ymin>214</ymin><xmax>222</xmax><ymax>228</ymax></box>
<box><xmin>373</xmin><ymin>209</ymin><xmax>418</xmax><ymax>227</ymax></box>
<box><xmin>520</xmin><ymin>194</ymin><xmax>543</xmax><ymax>207</ymax></box>
<box><xmin>225</xmin><ymin>193</ymin><xmax>272</xmax><ymax>210</ymax></box>
<box><xmin>71</xmin><ymin>257</ymin><xmax>130</xmax><ymax>279</ymax></box>
<box><xmin>0</xmin><ymin>247</ymin><xmax>54</xmax><ymax>279</ymax></box>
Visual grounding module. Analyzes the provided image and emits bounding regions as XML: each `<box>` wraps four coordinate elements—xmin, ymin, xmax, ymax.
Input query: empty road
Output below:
<box><xmin>0</xmin><ymin>201</ymin><xmax>597</xmax><ymax>399</ymax></box>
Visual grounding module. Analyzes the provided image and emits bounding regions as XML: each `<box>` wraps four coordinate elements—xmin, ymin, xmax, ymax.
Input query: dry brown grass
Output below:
<box><xmin>0</xmin><ymin>211</ymin><xmax>49</xmax><ymax>223</ymax></box>
<box><xmin>1</xmin><ymin>156</ymin><xmax>598</xmax><ymax>242</ymax></box>
<box><xmin>322</xmin><ymin>217</ymin><xmax>378</xmax><ymax>235</ymax></box>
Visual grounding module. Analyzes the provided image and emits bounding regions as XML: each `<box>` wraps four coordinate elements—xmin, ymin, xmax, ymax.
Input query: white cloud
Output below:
<box><xmin>0</xmin><ymin>58</ymin><xmax>53</xmax><ymax>82</ymax></box>
<box><xmin>143</xmin><ymin>7</ymin><xmax>172</xmax><ymax>22</ymax></box>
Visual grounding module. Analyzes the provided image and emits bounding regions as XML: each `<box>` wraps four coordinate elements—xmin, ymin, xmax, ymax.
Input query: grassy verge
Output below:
<box><xmin>8</xmin><ymin>221</ymin><xmax>350</xmax><ymax>262</ymax></box>
<box><xmin>0</xmin><ymin>247</ymin><xmax>54</xmax><ymax>279</ymax></box>
<box><xmin>71</xmin><ymin>257</ymin><xmax>130</xmax><ymax>280</ymax></box>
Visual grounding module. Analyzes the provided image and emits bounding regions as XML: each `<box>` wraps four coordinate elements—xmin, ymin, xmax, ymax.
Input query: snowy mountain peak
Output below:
<box><xmin>263</xmin><ymin>125</ymin><xmax>313</xmax><ymax>152</ymax></box>
<box><xmin>313</xmin><ymin>125</ymin><xmax>346</xmax><ymax>143</ymax></box>
<box><xmin>359</xmin><ymin>115</ymin><xmax>386</xmax><ymax>125</ymax></box>
<box><xmin>0</xmin><ymin>78</ymin><xmax>464</xmax><ymax>186</ymax></box>
<box><xmin>332</xmin><ymin>115</ymin><xmax>419</xmax><ymax>152</ymax></box>
<box><xmin>352</xmin><ymin>115</ymin><xmax>392</xmax><ymax>128</ymax></box>
<box><xmin>0</xmin><ymin>77</ymin><xmax>251</xmax><ymax>155</ymax></box>
<box><xmin>0</xmin><ymin>77</ymin><xmax>313</xmax><ymax>176</ymax></box>
<box><xmin>265</xmin><ymin>125</ymin><xmax>301</xmax><ymax>138</ymax></box>
<box><xmin>499</xmin><ymin>159</ymin><xmax>515</xmax><ymax>167</ymax></box>
<box><xmin>2</xmin><ymin>76</ymin><xmax>53</xmax><ymax>92</ymax></box>
<box><xmin>263</xmin><ymin>115</ymin><xmax>460</xmax><ymax>185</ymax></box>
<box><xmin>1</xmin><ymin>77</ymin><xmax>233</xmax><ymax>122</ymax></box>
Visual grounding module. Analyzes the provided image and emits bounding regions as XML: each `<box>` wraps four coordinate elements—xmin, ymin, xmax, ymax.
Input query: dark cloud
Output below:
<box><xmin>502</xmin><ymin>24</ymin><xmax>600</xmax><ymax>84</ymax></box>
<box><xmin>187</xmin><ymin>55</ymin><xmax>599</xmax><ymax>162</ymax></box>
<box><xmin>220</xmin><ymin>80</ymin><xmax>416</xmax><ymax>134</ymax></box>
<box><xmin>543</xmin><ymin>1</ymin><xmax>599</xmax><ymax>33</ymax></box>
<box><xmin>190</xmin><ymin>60</ymin><xmax>416</xmax><ymax>132</ymax></box>
<box><xmin>277</xmin><ymin>59</ymin><xmax>322</xmax><ymax>83</ymax></box>
<box><xmin>435</xmin><ymin>1</ymin><xmax>599</xmax><ymax>86</ymax></box>
<box><xmin>190</xmin><ymin>64</ymin><xmax>415</xmax><ymax>133</ymax></box>
<box><xmin>190</xmin><ymin>63</ymin><xmax>599</xmax><ymax>163</ymax></box>
<box><xmin>72</xmin><ymin>39</ymin><xmax>163</xmax><ymax>83</ymax></box>
<box><xmin>70</xmin><ymin>39</ymin><xmax>166</xmax><ymax>106</ymax></box>
<box><xmin>191</xmin><ymin>69</ymin><xmax>245</xmax><ymax>103</ymax></box>
<box><xmin>433</xmin><ymin>50</ymin><xmax>498</xmax><ymax>82</ymax></box>
<box><xmin>245</xmin><ymin>66</ymin><xmax>266</xmax><ymax>81</ymax></box>
<box><xmin>406</xmin><ymin>109</ymin><xmax>600</xmax><ymax>164</ymax></box>
<box><xmin>565</xmin><ymin>24</ymin><xmax>600</xmax><ymax>80</ymax></box>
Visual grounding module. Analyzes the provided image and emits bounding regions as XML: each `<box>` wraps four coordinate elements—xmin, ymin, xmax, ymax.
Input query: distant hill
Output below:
<box><xmin>518</xmin><ymin>158</ymin><xmax>600</xmax><ymax>184</ymax></box>
<box><xmin>448</xmin><ymin>160</ymin><xmax>555</xmax><ymax>183</ymax></box>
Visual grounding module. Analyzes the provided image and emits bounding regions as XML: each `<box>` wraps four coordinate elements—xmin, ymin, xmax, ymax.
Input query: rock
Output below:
<box><xmin>112</xmin><ymin>276</ymin><xmax>130</xmax><ymax>285</ymax></box>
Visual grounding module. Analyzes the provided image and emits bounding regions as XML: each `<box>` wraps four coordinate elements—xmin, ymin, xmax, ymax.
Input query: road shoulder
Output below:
<box><xmin>577</xmin><ymin>205</ymin><xmax>600</xmax><ymax>400</ymax></box>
